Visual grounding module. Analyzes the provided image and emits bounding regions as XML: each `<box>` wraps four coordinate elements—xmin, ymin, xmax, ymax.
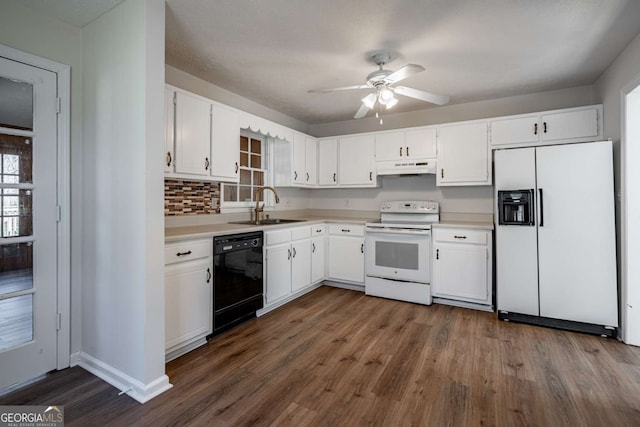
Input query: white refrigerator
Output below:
<box><xmin>495</xmin><ymin>140</ymin><xmax>618</xmax><ymax>332</ymax></box>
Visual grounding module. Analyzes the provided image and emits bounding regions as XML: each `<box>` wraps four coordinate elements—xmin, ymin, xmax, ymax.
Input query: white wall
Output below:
<box><xmin>82</xmin><ymin>0</ymin><xmax>168</xmax><ymax>397</ymax></box>
<box><xmin>166</xmin><ymin>65</ymin><xmax>309</xmax><ymax>134</ymax></box>
<box><xmin>594</xmin><ymin>31</ymin><xmax>640</xmax><ymax>343</ymax></box>
<box><xmin>0</xmin><ymin>0</ymin><xmax>83</xmax><ymax>356</ymax></box>
<box><xmin>309</xmin><ymin>86</ymin><xmax>595</xmax><ymax>137</ymax></box>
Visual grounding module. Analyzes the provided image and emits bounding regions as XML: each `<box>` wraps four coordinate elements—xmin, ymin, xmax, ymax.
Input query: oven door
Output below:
<box><xmin>364</xmin><ymin>227</ymin><xmax>431</xmax><ymax>283</ymax></box>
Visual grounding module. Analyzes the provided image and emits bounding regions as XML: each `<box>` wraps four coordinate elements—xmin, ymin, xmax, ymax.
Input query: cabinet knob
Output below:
<box><xmin>166</xmin><ymin>151</ymin><xmax>172</xmax><ymax>167</ymax></box>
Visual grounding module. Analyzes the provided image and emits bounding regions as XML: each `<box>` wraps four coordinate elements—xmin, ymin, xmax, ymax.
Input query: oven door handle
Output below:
<box><xmin>365</xmin><ymin>228</ymin><xmax>431</xmax><ymax>236</ymax></box>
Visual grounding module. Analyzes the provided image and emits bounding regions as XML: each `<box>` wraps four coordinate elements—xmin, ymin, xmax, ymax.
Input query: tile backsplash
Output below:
<box><xmin>165</xmin><ymin>179</ymin><xmax>220</xmax><ymax>216</ymax></box>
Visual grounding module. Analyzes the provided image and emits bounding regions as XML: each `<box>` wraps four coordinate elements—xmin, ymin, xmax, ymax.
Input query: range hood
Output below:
<box><xmin>376</xmin><ymin>159</ymin><xmax>437</xmax><ymax>175</ymax></box>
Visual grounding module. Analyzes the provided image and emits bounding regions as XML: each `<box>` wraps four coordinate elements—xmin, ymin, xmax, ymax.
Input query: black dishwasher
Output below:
<box><xmin>212</xmin><ymin>231</ymin><xmax>264</xmax><ymax>335</ymax></box>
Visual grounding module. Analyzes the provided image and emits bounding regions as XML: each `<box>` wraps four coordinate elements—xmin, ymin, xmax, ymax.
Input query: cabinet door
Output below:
<box><xmin>433</xmin><ymin>243</ymin><xmax>489</xmax><ymax>303</ymax></box>
<box><xmin>175</xmin><ymin>91</ymin><xmax>211</xmax><ymax>176</ymax></box>
<box><xmin>210</xmin><ymin>104</ymin><xmax>240</xmax><ymax>182</ymax></box>
<box><xmin>265</xmin><ymin>244</ymin><xmax>292</xmax><ymax>304</ymax></box>
<box><xmin>164</xmin><ymin>88</ymin><xmax>175</xmax><ymax>173</ymax></box>
<box><xmin>405</xmin><ymin>127</ymin><xmax>437</xmax><ymax>158</ymax></box>
<box><xmin>165</xmin><ymin>259</ymin><xmax>212</xmax><ymax>350</ymax></box>
<box><xmin>338</xmin><ymin>135</ymin><xmax>376</xmax><ymax>186</ymax></box>
<box><xmin>437</xmin><ymin>122</ymin><xmax>490</xmax><ymax>186</ymax></box>
<box><xmin>318</xmin><ymin>138</ymin><xmax>338</xmax><ymax>186</ymax></box>
<box><xmin>291</xmin><ymin>240</ymin><xmax>312</xmax><ymax>292</ymax></box>
<box><xmin>305</xmin><ymin>137</ymin><xmax>317</xmax><ymax>186</ymax></box>
<box><xmin>490</xmin><ymin>115</ymin><xmax>539</xmax><ymax>147</ymax></box>
<box><xmin>328</xmin><ymin>236</ymin><xmax>364</xmax><ymax>283</ymax></box>
<box><xmin>292</xmin><ymin>132</ymin><xmax>306</xmax><ymax>185</ymax></box>
<box><xmin>311</xmin><ymin>236</ymin><xmax>325</xmax><ymax>283</ymax></box>
<box><xmin>540</xmin><ymin>107</ymin><xmax>599</xmax><ymax>142</ymax></box>
<box><xmin>375</xmin><ymin>131</ymin><xmax>404</xmax><ymax>161</ymax></box>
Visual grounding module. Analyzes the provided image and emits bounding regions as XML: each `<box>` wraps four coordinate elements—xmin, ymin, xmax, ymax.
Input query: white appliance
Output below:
<box><xmin>365</xmin><ymin>200</ymin><xmax>439</xmax><ymax>305</ymax></box>
<box><xmin>495</xmin><ymin>140</ymin><xmax>618</xmax><ymax>336</ymax></box>
<box><xmin>376</xmin><ymin>159</ymin><xmax>436</xmax><ymax>176</ymax></box>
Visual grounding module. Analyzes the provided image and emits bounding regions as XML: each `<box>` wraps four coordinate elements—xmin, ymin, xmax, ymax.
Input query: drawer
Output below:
<box><xmin>329</xmin><ymin>224</ymin><xmax>365</xmax><ymax>237</ymax></box>
<box><xmin>291</xmin><ymin>226</ymin><xmax>311</xmax><ymax>241</ymax></box>
<box><xmin>434</xmin><ymin>228</ymin><xmax>488</xmax><ymax>245</ymax></box>
<box><xmin>265</xmin><ymin>229</ymin><xmax>291</xmax><ymax>246</ymax></box>
<box><xmin>165</xmin><ymin>239</ymin><xmax>212</xmax><ymax>265</ymax></box>
<box><xmin>311</xmin><ymin>224</ymin><xmax>326</xmax><ymax>236</ymax></box>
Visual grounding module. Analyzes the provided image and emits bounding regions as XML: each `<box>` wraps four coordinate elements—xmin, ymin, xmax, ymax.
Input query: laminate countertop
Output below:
<box><xmin>165</xmin><ymin>214</ymin><xmax>494</xmax><ymax>242</ymax></box>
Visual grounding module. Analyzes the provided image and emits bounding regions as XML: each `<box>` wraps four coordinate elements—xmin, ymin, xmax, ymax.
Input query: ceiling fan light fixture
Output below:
<box><xmin>378</xmin><ymin>87</ymin><xmax>395</xmax><ymax>105</ymax></box>
<box><xmin>385</xmin><ymin>97</ymin><xmax>398</xmax><ymax>109</ymax></box>
<box><xmin>362</xmin><ymin>93</ymin><xmax>377</xmax><ymax>109</ymax></box>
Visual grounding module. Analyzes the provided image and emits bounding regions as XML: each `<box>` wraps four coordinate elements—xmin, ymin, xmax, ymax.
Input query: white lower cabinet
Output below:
<box><xmin>264</xmin><ymin>226</ymin><xmax>316</xmax><ymax>307</ymax></box>
<box><xmin>311</xmin><ymin>226</ymin><xmax>326</xmax><ymax>284</ymax></box>
<box><xmin>327</xmin><ymin>224</ymin><xmax>365</xmax><ymax>283</ymax></box>
<box><xmin>432</xmin><ymin>227</ymin><xmax>493</xmax><ymax>308</ymax></box>
<box><xmin>164</xmin><ymin>239</ymin><xmax>213</xmax><ymax>360</ymax></box>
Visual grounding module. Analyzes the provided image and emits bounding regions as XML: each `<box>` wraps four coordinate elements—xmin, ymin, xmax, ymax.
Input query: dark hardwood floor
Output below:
<box><xmin>3</xmin><ymin>286</ymin><xmax>640</xmax><ymax>426</ymax></box>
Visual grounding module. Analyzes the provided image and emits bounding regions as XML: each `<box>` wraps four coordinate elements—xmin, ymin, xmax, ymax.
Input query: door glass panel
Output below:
<box><xmin>1</xmin><ymin>189</ymin><xmax>32</xmax><ymax>237</ymax></box>
<box><xmin>1</xmin><ymin>134</ymin><xmax>33</xmax><ymax>183</ymax></box>
<box><xmin>0</xmin><ymin>294</ymin><xmax>33</xmax><ymax>351</ymax></box>
<box><xmin>0</xmin><ymin>77</ymin><xmax>33</xmax><ymax>131</ymax></box>
<box><xmin>0</xmin><ymin>242</ymin><xmax>33</xmax><ymax>294</ymax></box>
<box><xmin>375</xmin><ymin>241</ymin><xmax>419</xmax><ymax>270</ymax></box>
<box><xmin>239</xmin><ymin>185</ymin><xmax>252</xmax><ymax>202</ymax></box>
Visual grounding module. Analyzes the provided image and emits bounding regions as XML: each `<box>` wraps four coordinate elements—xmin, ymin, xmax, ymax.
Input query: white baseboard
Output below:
<box><xmin>322</xmin><ymin>280</ymin><xmax>365</xmax><ymax>292</ymax></box>
<box><xmin>78</xmin><ymin>352</ymin><xmax>173</xmax><ymax>403</ymax></box>
<box><xmin>257</xmin><ymin>282</ymin><xmax>323</xmax><ymax>316</ymax></box>
<box><xmin>165</xmin><ymin>337</ymin><xmax>208</xmax><ymax>362</ymax></box>
<box><xmin>69</xmin><ymin>351</ymin><xmax>81</xmax><ymax>367</ymax></box>
<box><xmin>433</xmin><ymin>297</ymin><xmax>494</xmax><ymax>312</ymax></box>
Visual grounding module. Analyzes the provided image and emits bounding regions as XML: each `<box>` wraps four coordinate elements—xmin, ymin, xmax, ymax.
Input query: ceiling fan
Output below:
<box><xmin>309</xmin><ymin>51</ymin><xmax>449</xmax><ymax>120</ymax></box>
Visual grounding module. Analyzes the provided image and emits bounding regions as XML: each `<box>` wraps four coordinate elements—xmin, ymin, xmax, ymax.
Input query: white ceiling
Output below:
<box><xmin>20</xmin><ymin>0</ymin><xmax>640</xmax><ymax>125</ymax></box>
<box><xmin>166</xmin><ymin>0</ymin><xmax>640</xmax><ymax>124</ymax></box>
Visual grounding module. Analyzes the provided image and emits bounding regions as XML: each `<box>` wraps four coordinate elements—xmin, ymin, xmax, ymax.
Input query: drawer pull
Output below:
<box><xmin>454</xmin><ymin>235</ymin><xmax>467</xmax><ymax>239</ymax></box>
<box><xmin>341</xmin><ymin>229</ymin><xmax>351</xmax><ymax>233</ymax></box>
<box><xmin>176</xmin><ymin>250</ymin><xmax>192</xmax><ymax>256</ymax></box>
<box><xmin>316</xmin><ymin>229</ymin><xmax>322</xmax><ymax>233</ymax></box>
<box><xmin>206</xmin><ymin>268</ymin><xmax>211</xmax><ymax>283</ymax></box>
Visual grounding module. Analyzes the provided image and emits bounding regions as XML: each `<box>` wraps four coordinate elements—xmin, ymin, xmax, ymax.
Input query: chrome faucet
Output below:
<box><xmin>254</xmin><ymin>186</ymin><xmax>280</xmax><ymax>224</ymax></box>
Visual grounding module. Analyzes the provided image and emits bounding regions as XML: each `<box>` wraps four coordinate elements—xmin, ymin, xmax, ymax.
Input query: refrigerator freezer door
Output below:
<box><xmin>536</xmin><ymin>141</ymin><xmax>618</xmax><ymax>326</ymax></box>
<box><xmin>495</xmin><ymin>148</ymin><xmax>540</xmax><ymax>316</ymax></box>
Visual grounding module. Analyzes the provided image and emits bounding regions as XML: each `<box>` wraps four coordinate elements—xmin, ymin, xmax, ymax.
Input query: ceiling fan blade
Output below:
<box><xmin>384</xmin><ymin>64</ymin><xmax>425</xmax><ymax>84</ymax></box>
<box><xmin>354</xmin><ymin>103</ymin><xmax>370</xmax><ymax>119</ymax></box>
<box><xmin>308</xmin><ymin>85</ymin><xmax>370</xmax><ymax>93</ymax></box>
<box><xmin>393</xmin><ymin>86</ymin><xmax>449</xmax><ymax>105</ymax></box>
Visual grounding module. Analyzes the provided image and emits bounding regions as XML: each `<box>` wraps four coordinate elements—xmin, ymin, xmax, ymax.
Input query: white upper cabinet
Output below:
<box><xmin>338</xmin><ymin>134</ymin><xmax>377</xmax><ymax>187</ymax></box>
<box><xmin>376</xmin><ymin>128</ymin><xmax>437</xmax><ymax>161</ymax></box>
<box><xmin>164</xmin><ymin>88</ymin><xmax>175</xmax><ymax>173</ymax></box>
<box><xmin>210</xmin><ymin>103</ymin><xmax>240</xmax><ymax>182</ymax></box>
<box><xmin>305</xmin><ymin>137</ymin><xmax>318</xmax><ymax>186</ymax></box>
<box><xmin>490</xmin><ymin>105</ymin><xmax>602</xmax><ymax>148</ymax></box>
<box><xmin>437</xmin><ymin>121</ymin><xmax>491</xmax><ymax>186</ymax></box>
<box><xmin>540</xmin><ymin>107</ymin><xmax>600</xmax><ymax>142</ymax></box>
<box><xmin>291</xmin><ymin>132</ymin><xmax>306</xmax><ymax>185</ymax></box>
<box><xmin>174</xmin><ymin>91</ymin><xmax>211</xmax><ymax>176</ymax></box>
<box><xmin>318</xmin><ymin>138</ymin><xmax>338</xmax><ymax>186</ymax></box>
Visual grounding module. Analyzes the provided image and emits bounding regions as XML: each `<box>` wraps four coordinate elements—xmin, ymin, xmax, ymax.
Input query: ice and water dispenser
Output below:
<box><xmin>498</xmin><ymin>189</ymin><xmax>535</xmax><ymax>226</ymax></box>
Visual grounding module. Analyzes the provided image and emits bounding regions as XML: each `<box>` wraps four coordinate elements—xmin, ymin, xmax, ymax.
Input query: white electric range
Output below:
<box><xmin>364</xmin><ymin>200</ymin><xmax>439</xmax><ymax>305</ymax></box>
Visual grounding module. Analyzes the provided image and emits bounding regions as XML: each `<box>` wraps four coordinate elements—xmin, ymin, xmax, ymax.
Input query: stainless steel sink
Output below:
<box><xmin>228</xmin><ymin>218</ymin><xmax>307</xmax><ymax>226</ymax></box>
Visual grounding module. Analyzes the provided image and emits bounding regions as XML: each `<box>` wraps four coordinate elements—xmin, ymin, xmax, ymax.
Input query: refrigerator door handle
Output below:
<box><xmin>539</xmin><ymin>188</ymin><xmax>544</xmax><ymax>227</ymax></box>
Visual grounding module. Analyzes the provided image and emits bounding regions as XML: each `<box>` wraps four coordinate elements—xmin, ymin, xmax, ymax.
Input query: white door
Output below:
<box><xmin>305</xmin><ymin>137</ymin><xmax>317</xmax><ymax>186</ymax></box>
<box><xmin>311</xmin><ymin>236</ymin><xmax>325</xmax><ymax>283</ymax></box>
<box><xmin>437</xmin><ymin>122</ymin><xmax>490</xmax><ymax>185</ymax></box>
<box><xmin>494</xmin><ymin>148</ymin><xmax>540</xmax><ymax>316</ymax></box>
<box><xmin>375</xmin><ymin>131</ymin><xmax>404</xmax><ymax>161</ymax></box>
<box><xmin>489</xmin><ymin>115</ymin><xmax>540</xmax><ymax>147</ymax></box>
<box><xmin>338</xmin><ymin>135</ymin><xmax>375</xmax><ymax>186</ymax></box>
<box><xmin>265</xmin><ymin>244</ymin><xmax>292</xmax><ymax>304</ymax></box>
<box><xmin>540</xmin><ymin>108</ymin><xmax>599</xmax><ymax>142</ymax></box>
<box><xmin>0</xmin><ymin>58</ymin><xmax>58</xmax><ymax>389</ymax></box>
<box><xmin>210</xmin><ymin>104</ymin><xmax>239</xmax><ymax>182</ymax></box>
<box><xmin>405</xmin><ymin>128</ymin><xmax>437</xmax><ymax>158</ymax></box>
<box><xmin>433</xmin><ymin>244</ymin><xmax>488</xmax><ymax>302</ymax></box>
<box><xmin>291</xmin><ymin>132</ymin><xmax>306</xmax><ymax>185</ymax></box>
<box><xmin>164</xmin><ymin>88</ymin><xmax>175</xmax><ymax>173</ymax></box>
<box><xmin>328</xmin><ymin>236</ymin><xmax>364</xmax><ymax>283</ymax></box>
<box><xmin>175</xmin><ymin>91</ymin><xmax>210</xmax><ymax>176</ymax></box>
<box><xmin>364</xmin><ymin>229</ymin><xmax>431</xmax><ymax>283</ymax></box>
<box><xmin>536</xmin><ymin>141</ymin><xmax>618</xmax><ymax>326</ymax></box>
<box><xmin>291</xmin><ymin>240</ymin><xmax>311</xmax><ymax>292</ymax></box>
<box><xmin>317</xmin><ymin>138</ymin><xmax>338</xmax><ymax>186</ymax></box>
